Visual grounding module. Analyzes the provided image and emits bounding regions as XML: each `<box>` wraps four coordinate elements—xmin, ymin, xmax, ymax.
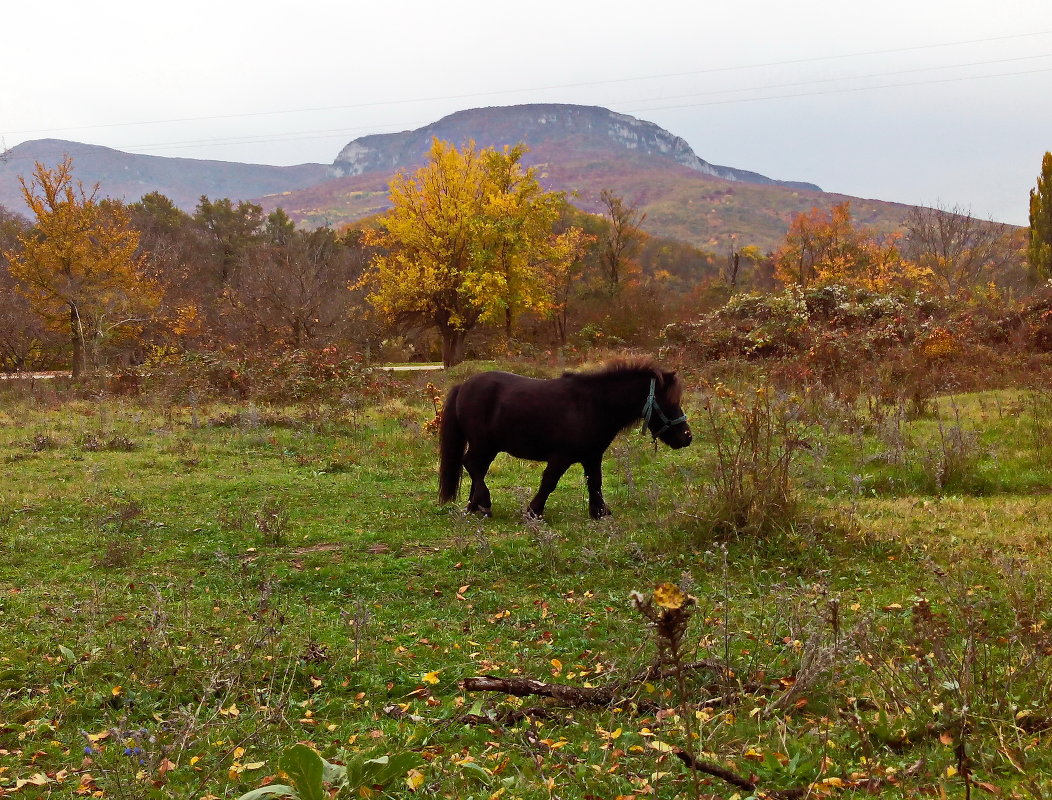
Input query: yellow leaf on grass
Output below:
<box><xmin>406</xmin><ymin>768</ymin><xmax>425</xmax><ymax>790</ymax></box>
<box><xmin>422</xmin><ymin>670</ymin><xmax>440</xmax><ymax>685</ymax></box>
<box><xmin>16</xmin><ymin>773</ymin><xmax>50</xmax><ymax>788</ymax></box>
<box><xmin>649</xmin><ymin>739</ymin><xmax>676</xmax><ymax>753</ymax></box>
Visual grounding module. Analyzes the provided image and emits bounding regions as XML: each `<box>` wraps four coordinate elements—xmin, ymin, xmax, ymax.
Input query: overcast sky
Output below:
<box><xmin>3</xmin><ymin>0</ymin><xmax>1050</xmax><ymax>225</ymax></box>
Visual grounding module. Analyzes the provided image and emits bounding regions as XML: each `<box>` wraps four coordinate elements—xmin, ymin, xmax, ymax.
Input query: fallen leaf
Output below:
<box><xmin>406</xmin><ymin>768</ymin><xmax>425</xmax><ymax>790</ymax></box>
<box><xmin>15</xmin><ymin>773</ymin><xmax>50</xmax><ymax>789</ymax></box>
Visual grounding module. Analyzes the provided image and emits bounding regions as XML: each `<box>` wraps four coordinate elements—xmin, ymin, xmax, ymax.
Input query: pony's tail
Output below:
<box><xmin>438</xmin><ymin>384</ymin><xmax>465</xmax><ymax>504</ymax></box>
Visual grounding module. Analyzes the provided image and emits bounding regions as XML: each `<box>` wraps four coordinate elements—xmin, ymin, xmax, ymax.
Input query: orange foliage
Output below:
<box><xmin>774</xmin><ymin>202</ymin><xmax>932</xmax><ymax>292</ymax></box>
<box><xmin>6</xmin><ymin>158</ymin><xmax>161</xmax><ymax>375</ymax></box>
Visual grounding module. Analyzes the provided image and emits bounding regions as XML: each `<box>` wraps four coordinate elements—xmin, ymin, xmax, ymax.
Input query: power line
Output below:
<box><xmin>2</xmin><ymin>29</ymin><xmax>1050</xmax><ymax>140</ymax></box>
<box><xmin>110</xmin><ymin>63</ymin><xmax>1052</xmax><ymax>157</ymax></box>
<box><xmin>2</xmin><ymin>44</ymin><xmax>1049</xmax><ymax>163</ymax></box>
<box><xmin>622</xmin><ymin>65</ymin><xmax>1052</xmax><ymax>115</ymax></box>
<box><xmin>613</xmin><ymin>51</ymin><xmax>1052</xmax><ymax>109</ymax></box>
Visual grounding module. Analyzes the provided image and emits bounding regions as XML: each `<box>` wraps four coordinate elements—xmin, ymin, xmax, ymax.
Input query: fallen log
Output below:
<box><xmin>461</xmin><ymin>675</ymin><xmax>625</xmax><ymax>707</ymax></box>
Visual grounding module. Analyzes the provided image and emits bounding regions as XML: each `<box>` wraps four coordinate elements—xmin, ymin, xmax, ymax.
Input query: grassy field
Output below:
<box><xmin>1</xmin><ymin>368</ymin><xmax>1051</xmax><ymax>799</ymax></box>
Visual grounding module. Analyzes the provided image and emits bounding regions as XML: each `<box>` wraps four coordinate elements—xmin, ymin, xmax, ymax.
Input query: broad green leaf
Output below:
<box><xmin>321</xmin><ymin>757</ymin><xmax>347</xmax><ymax>787</ymax></box>
<box><xmin>279</xmin><ymin>744</ymin><xmax>325</xmax><ymax>800</ymax></box>
<box><xmin>234</xmin><ymin>785</ymin><xmax>295</xmax><ymax>800</ymax></box>
<box><xmin>460</xmin><ymin>761</ymin><xmax>492</xmax><ymax>784</ymax></box>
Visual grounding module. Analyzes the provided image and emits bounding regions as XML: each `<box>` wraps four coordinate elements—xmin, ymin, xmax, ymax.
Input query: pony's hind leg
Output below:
<box><xmin>463</xmin><ymin>447</ymin><xmax>496</xmax><ymax>516</ymax></box>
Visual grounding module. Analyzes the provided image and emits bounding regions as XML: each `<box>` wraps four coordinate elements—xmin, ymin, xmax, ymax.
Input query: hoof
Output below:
<box><xmin>465</xmin><ymin>504</ymin><xmax>492</xmax><ymax>518</ymax></box>
<box><xmin>590</xmin><ymin>505</ymin><xmax>612</xmax><ymax>520</ymax></box>
<box><xmin>524</xmin><ymin>507</ymin><xmax>544</xmax><ymax>522</ymax></box>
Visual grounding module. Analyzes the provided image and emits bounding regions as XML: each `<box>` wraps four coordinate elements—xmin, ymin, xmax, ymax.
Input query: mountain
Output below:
<box><xmin>333</xmin><ymin>104</ymin><xmax>821</xmax><ymax>192</ymax></box>
<box><xmin>1</xmin><ymin>105</ymin><xmax>919</xmax><ymax>251</ymax></box>
<box><xmin>0</xmin><ymin>139</ymin><xmax>331</xmax><ymax>214</ymax></box>
<box><xmin>272</xmin><ymin>104</ymin><xmax>913</xmax><ymax>251</ymax></box>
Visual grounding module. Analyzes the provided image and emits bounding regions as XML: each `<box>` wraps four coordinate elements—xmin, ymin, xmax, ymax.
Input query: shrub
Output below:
<box><xmin>131</xmin><ymin>347</ymin><xmax>403</xmax><ymax>405</ymax></box>
<box><xmin>691</xmin><ymin>381</ymin><xmax>807</xmax><ymax>536</ymax></box>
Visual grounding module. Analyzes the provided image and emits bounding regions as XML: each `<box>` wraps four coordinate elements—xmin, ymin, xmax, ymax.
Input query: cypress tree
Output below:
<box><xmin>1029</xmin><ymin>151</ymin><xmax>1052</xmax><ymax>282</ymax></box>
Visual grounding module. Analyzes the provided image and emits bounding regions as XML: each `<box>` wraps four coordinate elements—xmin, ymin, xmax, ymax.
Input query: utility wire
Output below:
<box><xmin>2</xmin><ymin>28</ymin><xmax>1050</xmax><ymax>140</ymax></box>
<box><xmin>103</xmin><ymin>62</ymin><xmax>1052</xmax><ymax>157</ymax></box>
<box><xmin>623</xmin><ymin>65</ymin><xmax>1052</xmax><ymax>115</ymax></box>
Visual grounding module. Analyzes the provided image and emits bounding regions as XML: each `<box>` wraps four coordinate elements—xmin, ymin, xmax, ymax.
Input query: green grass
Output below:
<box><xmin>1</xmin><ymin>376</ymin><xmax>1051</xmax><ymax>798</ymax></box>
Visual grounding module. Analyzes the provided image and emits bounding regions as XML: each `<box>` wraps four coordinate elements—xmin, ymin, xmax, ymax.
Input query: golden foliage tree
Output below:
<box><xmin>774</xmin><ymin>202</ymin><xmax>930</xmax><ymax>292</ymax></box>
<box><xmin>363</xmin><ymin>139</ymin><xmax>584</xmax><ymax>366</ymax></box>
<box><xmin>5</xmin><ymin>158</ymin><xmax>161</xmax><ymax>376</ymax></box>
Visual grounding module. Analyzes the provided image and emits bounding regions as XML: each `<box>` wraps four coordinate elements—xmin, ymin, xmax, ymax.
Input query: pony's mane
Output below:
<box><xmin>564</xmin><ymin>357</ymin><xmax>683</xmax><ymax>403</ymax></box>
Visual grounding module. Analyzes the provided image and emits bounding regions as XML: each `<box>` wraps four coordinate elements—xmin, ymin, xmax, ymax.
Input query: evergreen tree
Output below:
<box><xmin>1028</xmin><ymin>151</ymin><xmax>1052</xmax><ymax>282</ymax></box>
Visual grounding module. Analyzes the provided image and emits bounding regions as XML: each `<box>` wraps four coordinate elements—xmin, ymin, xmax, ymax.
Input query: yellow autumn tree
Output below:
<box><xmin>362</xmin><ymin>139</ymin><xmax>584</xmax><ymax>366</ymax></box>
<box><xmin>5</xmin><ymin>158</ymin><xmax>161</xmax><ymax>376</ymax></box>
<box><xmin>774</xmin><ymin>202</ymin><xmax>931</xmax><ymax>292</ymax></box>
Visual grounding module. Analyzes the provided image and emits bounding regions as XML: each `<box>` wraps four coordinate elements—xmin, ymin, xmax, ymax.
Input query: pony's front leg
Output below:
<box><xmin>583</xmin><ymin>454</ymin><xmax>612</xmax><ymax>520</ymax></box>
<box><xmin>526</xmin><ymin>458</ymin><xmax>572</xmax><ymax>519</ymax></box>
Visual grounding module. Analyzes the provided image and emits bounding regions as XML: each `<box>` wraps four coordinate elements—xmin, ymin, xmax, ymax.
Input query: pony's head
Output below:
<box><xmin>642</xmin><ymin>368</ymin><xmax>692</xmax><ymax>449</ymax></box>
<box><xmin>589</xmin><ymin>357</ymin><xmax>692</xmax><ymax>448</ymax></box>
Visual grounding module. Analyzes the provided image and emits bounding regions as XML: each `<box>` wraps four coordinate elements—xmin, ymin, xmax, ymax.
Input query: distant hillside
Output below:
<box><xmin>270</xmin><ymin>107</ymin><xmax>913</xmax><ymax>252</ymax></box>
<box><xmin>1</xmin><ymin>105</ymin><xmax>921</xmax><ymax>252</ymax></box>
<box><xmin>0</xmin><ymin>139</ymin><xmax>331</xmax><ymax>213</ymax></box>
<box><xmin>266</xmin><ymin>162</ymin><xmax>912</xmax><ymax>254</ymax></box>
<box><xmin>333</xmin><ymin>104</ymin><xmax>820</xmax><ymax>192</ymax></box>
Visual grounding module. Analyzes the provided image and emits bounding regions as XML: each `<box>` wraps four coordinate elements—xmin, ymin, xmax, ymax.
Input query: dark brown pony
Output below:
<box><xmin>439</xmin><ymin>358</ymin><xmax>691</xmax><ymax>519</ymax></box>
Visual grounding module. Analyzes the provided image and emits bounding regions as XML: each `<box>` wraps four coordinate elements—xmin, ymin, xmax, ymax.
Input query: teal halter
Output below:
<box><xmin>640</xmin><ymin>378</ymin><xmax>687</xmax><ymax>438</ymax></box>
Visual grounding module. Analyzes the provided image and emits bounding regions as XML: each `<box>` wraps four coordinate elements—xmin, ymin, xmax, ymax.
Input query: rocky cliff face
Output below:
<box><xmin>332</xmin><ymin>104</ymin><xmax>820</xmax><ymax>191</ymax></box>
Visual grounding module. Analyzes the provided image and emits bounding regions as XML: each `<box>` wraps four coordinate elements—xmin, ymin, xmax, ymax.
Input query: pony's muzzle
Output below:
<box><xmin>670</xmin><ymin>424</ymin><xmax>692</xmax><ymax>448</ymax></box>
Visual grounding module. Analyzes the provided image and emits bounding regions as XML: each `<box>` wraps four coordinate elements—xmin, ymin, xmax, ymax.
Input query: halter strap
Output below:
<box><xmin>640</xmin><ymin>378</ymin><xmax>687</xmax><ymax>438</ymax></box>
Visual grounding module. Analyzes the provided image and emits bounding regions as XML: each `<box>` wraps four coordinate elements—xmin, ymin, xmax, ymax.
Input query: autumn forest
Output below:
<box><xmin>2</xmin><ymin>143</ymin><xmax>1045</xmax><ymax>381</ymax></box>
